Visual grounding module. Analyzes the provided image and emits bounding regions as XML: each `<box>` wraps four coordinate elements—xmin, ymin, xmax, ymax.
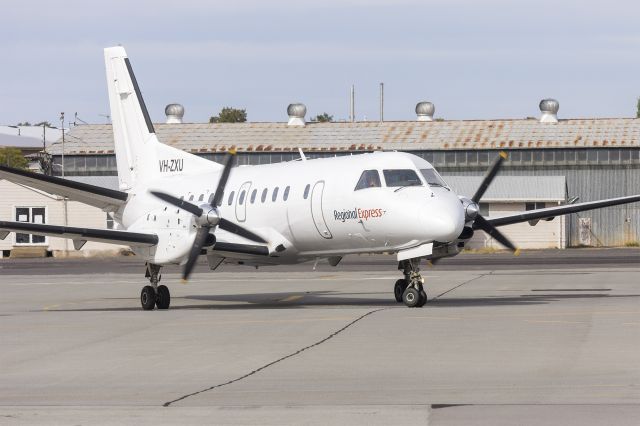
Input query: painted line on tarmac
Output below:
<box><xmin>279</xmin><ymin>295</ymin><xmax>304</xmax><ymax>302</ymax></box>
<box><xmin>162</xmin><ymin>307</ymin><xmax>390</xmax><ymax>407</ymax></box>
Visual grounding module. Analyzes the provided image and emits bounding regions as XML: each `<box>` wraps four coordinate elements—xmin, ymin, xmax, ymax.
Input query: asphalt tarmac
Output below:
<box><xmin>0</xmin><ymin>249</ymin><xmax>639</xmax><ymax>425</ymax></box>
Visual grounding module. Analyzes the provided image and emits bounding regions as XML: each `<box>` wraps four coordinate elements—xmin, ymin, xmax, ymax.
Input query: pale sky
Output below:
<box><xmin>1</xmin><ymin>0</ymin><xmax>640</xmax><ymax>126</ymax></box>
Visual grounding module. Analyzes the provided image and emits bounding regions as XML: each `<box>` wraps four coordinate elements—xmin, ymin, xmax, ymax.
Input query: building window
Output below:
<box><xmin>525</xmin><ymin>202</ymin><xmax>546</xmax><ymax>210</ymax></box>
<box><xmin>14</xmin><ymin>207</ymin><xmax>46</xmax><ymax>245</ymax></box>
<box><xmin>106</xmin><ymin>213</ymin><xmax>114</xmax><ymax>229</ymax></box>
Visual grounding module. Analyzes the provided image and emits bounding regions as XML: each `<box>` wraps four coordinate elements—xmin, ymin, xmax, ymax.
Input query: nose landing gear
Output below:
<box><xmin>396</xmin><ymin>259</ymin><xmax>427</xmax><ymax>308</ymax></box>
<box><xmin>140</xmin><ymin>263</ymin><xmax>170</xmax><ymax>310</ymax></box>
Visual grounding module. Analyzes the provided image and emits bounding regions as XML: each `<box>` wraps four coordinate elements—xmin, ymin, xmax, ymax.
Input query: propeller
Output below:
<box><xmin>150</xmin><ymin>150</ymin><xmax>267</xmax><ymax>281</ymax></box>
<box><xmin>468</xmin><ymin>151</ymin><xmax>520</xmax><ymax>255</ymax></box>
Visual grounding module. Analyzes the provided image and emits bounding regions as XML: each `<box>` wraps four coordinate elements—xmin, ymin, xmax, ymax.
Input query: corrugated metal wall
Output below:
<box><xmin>440</xmin><ymin>165</ymin><xmax>640</xmax><ymax>246</ymax></box>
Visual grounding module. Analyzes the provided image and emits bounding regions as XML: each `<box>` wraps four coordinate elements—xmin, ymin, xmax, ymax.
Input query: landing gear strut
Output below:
<box><xmin>396</xmin><ymin>259</ymin><xmax>427</xmax><ymax>308</ymax></box>
<box><xmin>141</xmin><ymin>263</ymin><xmax>170</xmax><ymax>310</ymax></box>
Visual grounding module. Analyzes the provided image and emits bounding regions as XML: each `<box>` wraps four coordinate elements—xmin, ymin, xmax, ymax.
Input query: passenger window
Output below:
<box><xmin>189</xmin><ymin>194</ymin><xmax>194</xmax><ymax>201</ymax></box>
<box><xmin>227</xmin><ymin>191</ymin><xmax>235</xmax><ymax>206</ymax></box>
<box><xmin>383</xmin><ymin>169</ymin><xmax>422</xmax><ymax>187</ymax></box>
<box><xmin>303</xmin><ymin>184</ymin><xmax>310</xmax><ymax>199</ymax></box>
<box><xmin>283</xmin><ymin>186</ymin><xmax>290</xmax><ymax>201</ymax></box>
<box><xmin>250</xmin><ymin>189</ymin><xmax>257</xmax><ymax>204</ymax></box>
<box><xmin>355</xmin><ymin>170</ymin><xmax>382</xmax><ymax>190</ymax></box>
<box><xmin>272</xmin><ymin>187</ymin><xmax>279</xmax><ymax>202</ymax></box>
<box><xmin>239</xmin><ymin>190</ymin><xmax>246</xmax><ymax>205</ymax></box>
<box><xmin>261</xmin><ymin>188</ymin><xmax>268</xmax><ymax>203</ymax></box>
<box><xmin>198</xmin><ymin>194</ymin><xmax>204</xmax><ymax>201</ymax></box>
<box><xmin>208</xmin><ymin>193</ymin><xmax>215</xmax><ymax>204</ymax></box>
<box><xmin>420</xmin><ymin>168</ymin><xmax>448</xmax><ymax>188</ymax></box>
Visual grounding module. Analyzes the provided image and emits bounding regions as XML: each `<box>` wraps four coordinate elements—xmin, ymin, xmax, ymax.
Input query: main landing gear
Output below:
<box><xmin>141</xmin><ymin>263</ymin><xmax>170</xmax><ymax>310</ymax></box>
<box><xmin>395</xmin><ymin>259</ymin><xmax>427</xmax><ymax>308</ymax></box>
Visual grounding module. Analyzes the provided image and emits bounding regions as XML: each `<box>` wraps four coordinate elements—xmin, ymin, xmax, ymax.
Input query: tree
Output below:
<box><xmin>637</xmin><ymin>97</ymin><xmax>640</xmax><ymax>118</ymax></box>
<box><xmin>0</xmin><ymin>147</ymin><xmax>28</xmax><ymax>169</ymax></box>
<box><xmin>16</xmin><ymin>122</ymin><xmax>31</xmax><ymax>126</ymax></box>
<box><xmin>34</xmin><ymin>121</ymin><xmax>53</xmax><ymax>127</ymax></box>
<box><xmin>209</xmin><ymin>107</ymin><xmax>247</xmax><ymax>123</ymax></box>
<box><xmin>312</xmin><ymin>113</ymin><xmax>333</xmax><ymax>122</ymax></box>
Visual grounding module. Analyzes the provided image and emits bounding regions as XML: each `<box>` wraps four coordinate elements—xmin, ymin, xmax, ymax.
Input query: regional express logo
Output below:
<box><xmin>334</xmin><ymin>207</ymin><xmax>386</xmax><ymax>222</ymax></box>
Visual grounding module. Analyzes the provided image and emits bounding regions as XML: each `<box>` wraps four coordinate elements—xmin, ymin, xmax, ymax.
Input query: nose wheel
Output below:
<box><xmin>396</xmin><ymin>259</ymin><xmax>427</xmax><ymax>308</ymax></box>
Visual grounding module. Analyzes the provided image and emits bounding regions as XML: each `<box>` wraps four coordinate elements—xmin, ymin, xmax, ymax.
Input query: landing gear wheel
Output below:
<box><xmin>417</xmin><ymin>289</ymin><xmax>427</xmax><ymax>307</ymax></box>
<box><xmin>402</xmin><ymin>287</ymin><xmax>421</xmax><ymax>308</ymax></box>
<box><xmin>140</xmin><ymin>285</ymin><xmax>156</xmax><ymax>310</ymax></box>
<box><xmin>156</xmin><ymin>285</ymin><xmax>170</xmax><ymax>310</ymax></box>
<box><xmin>394</xmin><ymin>279</ymin><xmax>408</xmax><ymax>303</ymax></box>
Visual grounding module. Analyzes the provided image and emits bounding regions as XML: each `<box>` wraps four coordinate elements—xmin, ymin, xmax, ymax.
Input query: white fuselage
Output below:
<box><xmin>114</xmin><ymin>152</ymin><xmax>466</xmax><ymax>265</ymax></box>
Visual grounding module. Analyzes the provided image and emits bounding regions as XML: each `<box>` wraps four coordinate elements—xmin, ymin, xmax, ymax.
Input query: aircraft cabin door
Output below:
<box><xmin>310</xmin><ymin>180</ymin><xmax>333</xmax><ymax>239</ymax></box>
<box><xmin>235</xmin><ymin>181</ymin><xmax>252</xmax><ymax>222</ymax></box>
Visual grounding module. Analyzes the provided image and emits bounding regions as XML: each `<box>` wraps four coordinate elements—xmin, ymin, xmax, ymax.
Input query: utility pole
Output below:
<box><xmin>379</xmin><ymin>82</ymin><xmax>384</xmax><ymax>122</ymax></box>
<box><xmin>60</xmin><ymin>112</ymin><xmax>65</xmax><ymax>178</ymax></box>
<box><xmin>350</xmin><ymin>85</ymin><xmax>355</xmax><ymax>123</ymax></box>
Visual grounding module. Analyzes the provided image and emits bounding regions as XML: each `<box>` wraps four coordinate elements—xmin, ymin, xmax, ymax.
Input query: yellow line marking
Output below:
<box><xmin>43</xmin><ymin>304</ymin><xmax>60</xmax><ymax>311</ymax></box>
<box><xmin>279</xmin><ymin>295</ymin><xmax>304</xmax><ymax>302</ymax></box>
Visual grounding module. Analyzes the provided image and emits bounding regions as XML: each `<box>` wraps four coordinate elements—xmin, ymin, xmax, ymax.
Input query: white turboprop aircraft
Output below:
<box><xmin>2</xmin><ymin>46</ymin><xmax>640</xmax><ymax>310</ymax></box>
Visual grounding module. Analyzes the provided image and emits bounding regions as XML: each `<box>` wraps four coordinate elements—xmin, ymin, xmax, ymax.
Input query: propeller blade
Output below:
<box><xmin>218</xmin><ymin>218</ymin><xmax>267</xmax><ymax>244</ymax></box>
<box><xmin>210</xmin><ymin>150</ymin><xmax>236</xmax><ymax>208</ymax></box>
<box><xmin>473</xmin><ymin>215</ymin><xmax>520</xmax><ymax>255</ymax></box>
<box><xmin>182</xmin><ymin>227</ymin><xmax>210</xmax><ymax>281</ymax></box>
<box><xmin>150</xmin><ymin>191</ymin><xmax>203</xmax><ymax>217</ymax></box>
<box><xmin>471</xmin><ymin>151</ymin><xmax>507</xmax><ymax>203</ymax></box>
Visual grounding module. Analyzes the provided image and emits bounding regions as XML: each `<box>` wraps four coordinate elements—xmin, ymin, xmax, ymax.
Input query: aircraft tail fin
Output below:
<box><xmin>104</xmin><ymin>46</ymin><xmax>218</xmax><ymax>190</ymax></box>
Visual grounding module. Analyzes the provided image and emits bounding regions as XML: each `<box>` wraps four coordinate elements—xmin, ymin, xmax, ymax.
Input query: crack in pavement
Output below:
<box><xmin>163</xmin><ymin>307</ymin><xmax>388</xmax><ymax>407</ymax></box>
<box><xmin>430</xmin><ymin>272</ymin><xmax>491</xmax><ymax>301</ymax></box>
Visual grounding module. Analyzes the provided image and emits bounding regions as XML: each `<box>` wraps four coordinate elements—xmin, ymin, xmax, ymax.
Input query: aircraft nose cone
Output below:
<box><xmin>422</xmin><ymin>195</ymin><xmax>465</xmax><ymax>242</ymax></box>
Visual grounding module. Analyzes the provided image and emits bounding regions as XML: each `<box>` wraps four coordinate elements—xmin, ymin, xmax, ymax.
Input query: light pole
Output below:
<box><xmin>60</xmin><ymin>112</ymin><xmax>65</xmax><ymax>178</ymax></box>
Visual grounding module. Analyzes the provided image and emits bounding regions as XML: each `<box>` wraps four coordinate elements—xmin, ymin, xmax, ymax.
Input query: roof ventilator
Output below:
<box><xmin>165</xmin><ymin>103</ymin><xmax>184</xmax><ymax>124</ymax></box>
<box><xmin>539</xmin><ymin>98</ymin><xmax>559</xmax><ymax>123</ymax></box>
<box><xmin>416</xmin><ymin>102</ymin><xmax>435</xmax><ymax>122</ymax></box>
<box><xmin>287</xmin><ymin>103</ymin><xmax>306</xmax><ymax>127</ymax></box>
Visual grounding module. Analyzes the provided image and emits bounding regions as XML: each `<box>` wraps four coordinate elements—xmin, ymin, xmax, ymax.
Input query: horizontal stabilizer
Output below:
<box><xmin>0</xmin><ymin>165</ymin><xmax>128</xmax><ymax>210</ymax></box>
<box><xmin>0</xmin><ymin>221</ymin><xmax>157</xmax><ymax>247</ymax></box>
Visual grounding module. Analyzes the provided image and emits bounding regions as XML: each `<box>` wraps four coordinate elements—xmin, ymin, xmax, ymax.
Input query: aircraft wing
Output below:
<box><xmin>481</xmin><ymin>194</ymin><xmax>640</xmax><ymax>228</ymax></box>
<box><xmin>0</xmin><ymin>221</ymin><xmax>158</xmax><ymax>249</ymax></box>
<box><xmin>0</xmin><ymin>165</ymin><xmax>128</xmax><ymax>210</ymax></box>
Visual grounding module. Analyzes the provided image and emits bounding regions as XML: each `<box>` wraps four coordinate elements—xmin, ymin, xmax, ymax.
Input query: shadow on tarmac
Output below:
<box><xmin>42</xmin><ymin>290</ymin><xmax>640</xmax><ymax>312</ymax></box>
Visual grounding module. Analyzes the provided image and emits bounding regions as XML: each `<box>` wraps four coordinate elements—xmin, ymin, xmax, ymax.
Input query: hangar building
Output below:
<box><xmin>2</xmin><ymin>100</ymin><xmax>639</xmax><ymax>255</ymax></box>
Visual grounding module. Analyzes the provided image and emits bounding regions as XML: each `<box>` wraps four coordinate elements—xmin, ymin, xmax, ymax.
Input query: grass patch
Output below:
<box><xmin>624</xmin><ymin>241</ymin><xmax>640</xmax><ymax>247</ymax></box>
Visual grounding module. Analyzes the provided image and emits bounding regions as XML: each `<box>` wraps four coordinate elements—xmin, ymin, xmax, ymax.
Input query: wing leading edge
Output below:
<box><xmin>479</xmin><ymin>194</ymin><xmax>640</xmax><ymax>228</ymax></box>
<box><xmin>0</xmin><ymin>165</ymin><xmax>128</xmax><ymax>210</ymax></box>
<box><xmin>0</xmin><ymin>221</ymin><xmax>157</xmax><ymax>249</ymax></box>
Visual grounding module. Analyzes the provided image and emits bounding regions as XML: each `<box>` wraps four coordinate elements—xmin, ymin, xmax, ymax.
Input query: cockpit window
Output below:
<box><xmin>383</xmin><ymin>169</ymin><xmax>422</xmax><ymax>187</ymax></box>
<box><xmin>420</xmin><ymin>168</ymin><xmax>448</xmax><ymax>188</ymax></box>
<box><xmin>355</xmin><ymin>170</ymin><xmax>381</xmax><ymax>190</ymax></box>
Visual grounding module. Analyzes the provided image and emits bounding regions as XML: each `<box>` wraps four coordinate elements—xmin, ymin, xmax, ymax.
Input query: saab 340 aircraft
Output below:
<box><xmin>2</xmin><ymin>46</ymin><xmax>640</xmax><ymax>310</ymax></box>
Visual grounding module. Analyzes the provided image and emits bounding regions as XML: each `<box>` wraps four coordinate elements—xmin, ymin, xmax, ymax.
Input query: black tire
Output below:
<box><xmin>156</xmin><ymin>285</ymin><xmax>170</xmax><ymax>310</ymax></box>
<box><xmin>417</xmin><ymin>289</ymin><xmax>427</xmax><ymax>307</ymax></box>
<box><xmin>140</xmin><ymin>285</ymin><xmax>156</xmax><ymax>310</ymax></box>
<box><xmin>402</xmin><ymin>287</ymin><xmax>420</xmax><ymax>308</ymax></box>
<box><xmin>394</xmin><ymin>279</ymin><xmax>407</xmax><ymax>303</ymax></box>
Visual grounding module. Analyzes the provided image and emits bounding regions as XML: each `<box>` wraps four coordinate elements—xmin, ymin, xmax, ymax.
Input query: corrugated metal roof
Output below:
<box><xmin>445</xmin><ymin>175</ymin><xmax>566</xmax><ymax>201</ymax></box>
<box><xmin>47</xmin><ymin>118</ymin><xmax>640</xmax><ymax>155</ymax></box>
<box><xmin>0</xmin><ymin>133</ymin><xmax>43</xmax><ymax>149</ymax></box>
